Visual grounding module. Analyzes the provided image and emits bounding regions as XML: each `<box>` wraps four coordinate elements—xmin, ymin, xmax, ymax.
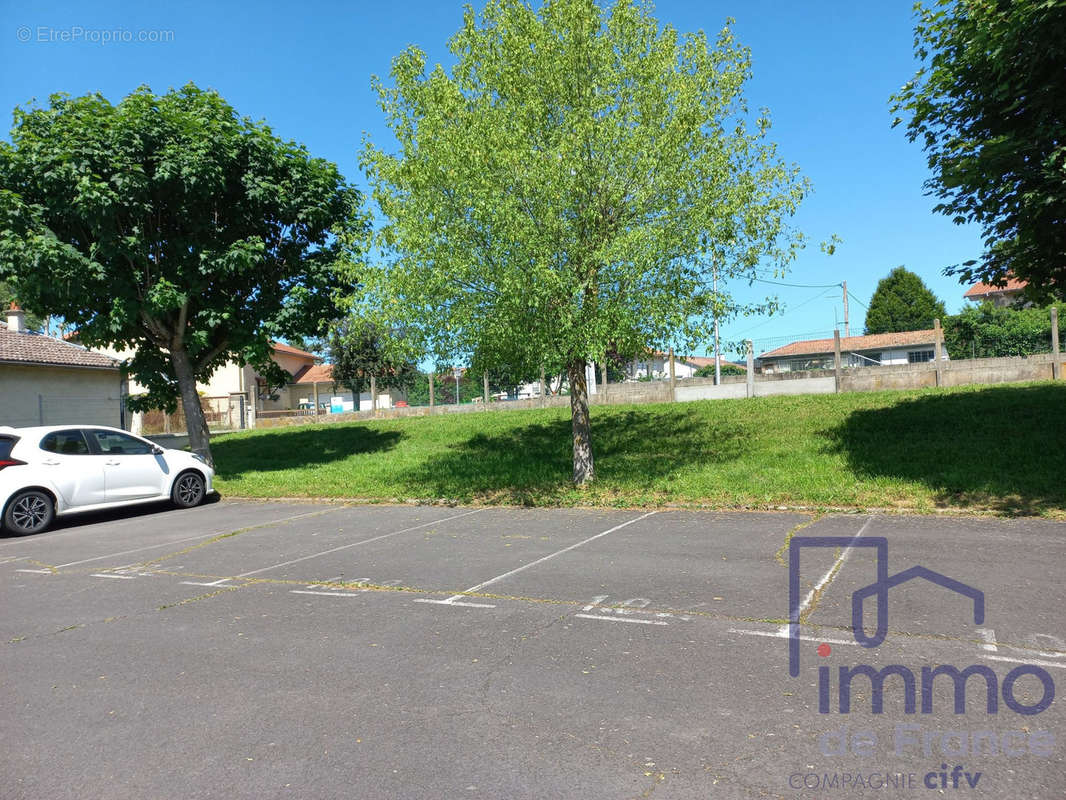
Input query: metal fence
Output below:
<box><xmin>137</xmin><ymin>395</ymin><xmax>244</xmax><ymax>435</ymax></box>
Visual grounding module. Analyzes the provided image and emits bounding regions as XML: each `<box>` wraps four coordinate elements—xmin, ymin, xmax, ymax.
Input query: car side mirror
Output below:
<box><xmin>152</xmin><ymin>445</ymin><xmax>165</xmax><ymax>455</ymax></box>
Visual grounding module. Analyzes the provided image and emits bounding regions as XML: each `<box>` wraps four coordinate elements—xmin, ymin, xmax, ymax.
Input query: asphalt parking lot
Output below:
<box><xmin>2</xmin><ymin>501</ymin><xmax>1064</xmax><ymax>799</ymax></box>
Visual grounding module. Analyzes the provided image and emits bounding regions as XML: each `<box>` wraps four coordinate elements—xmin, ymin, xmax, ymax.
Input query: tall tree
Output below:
<box><xmin>327</xmin><ymin>318</ymin><xmax>418</xmax><ymax>402</ymax></box>
<box><xmin>864</xmin><ymin>267</ymin><xmax>947</xmax><ymax>334</ymax></box>
<box><xmin>361</xmin><ymin>0</ymin><xmax>811</xmax><ymax>484</ymax></box>
<box><xmin>0</xmin><ymin>85</ymin><xmax>364</xmax><ymax>464</ymax></box>
<box><xmin>891</xmin><ymin>0</ymin><xmax>1066</xmax><ymax>301</ymax></box>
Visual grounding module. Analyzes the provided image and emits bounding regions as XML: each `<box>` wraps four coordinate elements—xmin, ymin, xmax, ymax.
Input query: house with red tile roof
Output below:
<box><xmin>757</xmin><ymin>329</ymin><xmax>945</xmax><ymax>374</ymax></box>
<box><xmin>963</xmin><ymin>277</ymin><xmax>1029</xmax><ymax>307</ymax></box>
<box><xmin>1</xmin><ymin>304</ymin><xmax>124</xmax><ymax>428</ymax></box>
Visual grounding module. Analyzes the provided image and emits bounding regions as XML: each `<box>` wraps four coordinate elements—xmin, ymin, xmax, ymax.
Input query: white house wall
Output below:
<box><xmin>0</xmin><ymin>364</ymin><xmax>122</xmax><ymax>428</ymax></box>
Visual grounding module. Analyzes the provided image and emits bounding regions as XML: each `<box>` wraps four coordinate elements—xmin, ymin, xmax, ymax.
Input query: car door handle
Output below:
<box><xmin>42</xmin><ymin>459</ymin><xmax>61</xmax><ymax>466</ymax></box>
<box><xmin>105</xmin><ymin>460</ymin><xmax>121</xmax><ymax>466</ymax></box>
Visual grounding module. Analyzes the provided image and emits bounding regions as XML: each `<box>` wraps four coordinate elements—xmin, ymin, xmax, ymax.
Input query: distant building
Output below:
<box><xmin>758</xmin><ymin>330</ymin><xmax>946</xmax><ymax>374</ymax></box>
<box><xmin>963</xmin><ymin>277</ymin><xmax>1029</xmax><ymax>307</ymax></box>
<box><xmin>1</xmin><ymin>304</ymin><xmax>123</xmax><ymax>428</ymax></box>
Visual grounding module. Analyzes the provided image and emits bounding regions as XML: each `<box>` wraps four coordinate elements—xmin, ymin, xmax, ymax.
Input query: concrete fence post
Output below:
<box><xmin>934</xmin><ymin>318</ymin><xmax>944</xmax><ymax>387</ymax></box>
<box><xmin>313</xmin><ymin>381</ymin><xmax>320</xmax><ymax>417</ymax></box>
<box><xmin>668</xmin><ymin>347</ymin><xmax>676</xmax><ymax>402</ymax></box>
<box><xmin>746</xmin><ymin>341</ymin><xmax>755</xmax><ymax>398</ymax></box>
<box><xmin>483</xmin><ymin>372</ymin><xmax>490</xmax><ymax>406</ymax></box>
<box><xmin>371</xmin><ymin>375</ymin><xmax>378</xmax><ymax>413</ymax></box>
<box><xmin>1052</xmin><ymin>307</ymin><xmax>1061</xmax><ymax>380</ymax></box>
<box><xmin>833</xmin><ymin>330</ymin><xmax>842</xmax><ymax>393</ymax></box>
<box><xmin>600</xmin><ymin>362</ymin><xmax>608</xmax><ymax>403</ymax></box>
<box><xmin>428</xmin><ymin>372</ymin><xmax>435</xmax><ymax>408</ymax></box>
<box><xmin>540</xmin><ymin>366</ymin><xmax>547</xmax><ymax>408</ymax></box>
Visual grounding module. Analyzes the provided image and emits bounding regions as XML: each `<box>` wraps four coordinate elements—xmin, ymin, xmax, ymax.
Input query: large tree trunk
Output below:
<box><xmin>567</xmin><ymin>359</ymin><xmax>594</xmax><ymax>485</ymax></box>
<box><xmin>171</xmin><ymin>346</ymin><xmax>213</xmax><ymax>467</ymax></box>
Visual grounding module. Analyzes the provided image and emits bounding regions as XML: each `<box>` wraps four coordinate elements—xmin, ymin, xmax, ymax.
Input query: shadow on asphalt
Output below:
<box><xmin>820</xmin><ymin>383</ymin><xmax>1066</xmax><ymax>514</ymax></box>
<box><xmin>212</xmin><ymin>424</ymin><xmax>402</xmax><ymax>477</ymax></box>
<box><xmin>401</xmin><ymin>406</ymin><xmax>747</xmax><ymax>503</ymax></box>
<box><xmin>0</xmin><ymin>493</ymin><xmax>223</xmax><ymax>540</ymax></box>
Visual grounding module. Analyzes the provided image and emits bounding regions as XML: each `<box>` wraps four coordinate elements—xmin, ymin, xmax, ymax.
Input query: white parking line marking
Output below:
<box><xmin>91</xmin><ymin>573</ymin><xmax>137</xmax><ymax>580</ymax></box>
<box><xmin>290</xmin><ymin>590</ymin><xmax>363</xmax><ymax>598</ymax></box>
<box><xmin>15</xmin><ymin>568</ymin><xmax>52</xmax><ymax>574</ymax></box>
<box><xmin>44</xmin><ymin>507</ymin><xmax>348</xmax><ymax>570</ymax></box>
<box><xmin>54</xmin><ymin>532</ymin><xmax>237</xmax><ymax>569</ymax></box>
<box><xmin>977</xmin><ymin>627</ymin><xmax>999</xmax><ymax>652</ymax></box>
<box><xmin>729</xmin><ymin>627</ymin><xmax>860</xmax><ymax>647</ymax></box>
<box><xmin>235</xmin><ymin>509</ymin><xmax>484</xmax><ymax>578</ymax></box>
<box><xmin>783</xmin><ymin>516</ymin><xmax>875</xmax><ymax>637</ymax></box>
<box><xmin>982</xmin><ymin>654</ymin><xmax>1066</xmax><ymax>670</ymax></box>
<box><xmin>575</xmin><ymin>614</ymin><xmax>668</xmax><ymax>626</ymax></box>
<box><xmin>181</xmin><ymin>579</ymin><xmax>233</xmax><ymax>587</ymax></box>
<box><xmin>414</xmin><ymin>598</ymin><xmax>497</xmax><ymax>608</ymax></box>
<box><xmin>422</xmin><ymin>511</ymin><xmax>658</xmax><ymax>609</ymax></box>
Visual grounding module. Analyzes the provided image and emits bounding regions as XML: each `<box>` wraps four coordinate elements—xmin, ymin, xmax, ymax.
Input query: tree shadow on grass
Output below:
<box><xmin>212</xmin><ymin>425</ymin><xmax>402</xmax><ymax>478</ymax></box>
<box><xmin>820</xmin><ymin>383</ymin><xmax>1066</xmax><ymax>514</ymax></box>
<box><xmin>401</xmin><ymin>406</ymin><xmax>748</xmax><ymax>503</ymax></box>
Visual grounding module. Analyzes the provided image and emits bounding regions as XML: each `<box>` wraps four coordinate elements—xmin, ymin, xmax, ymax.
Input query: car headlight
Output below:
<box><xmin>191</xmin><ymin>453</ymin><xmax>209</xmax><ymax>466</ymax></box>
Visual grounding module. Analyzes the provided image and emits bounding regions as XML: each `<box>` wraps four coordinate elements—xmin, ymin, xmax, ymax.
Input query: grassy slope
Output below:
<box><xmin>211</xmin><ymin>381</ymin><xmax>1066</xmax><ymax>516</ymax></box>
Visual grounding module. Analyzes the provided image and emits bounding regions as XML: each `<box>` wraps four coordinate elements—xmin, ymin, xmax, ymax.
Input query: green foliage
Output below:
<box><xmin>360</xmin><ymin>0</ymin><xmax>812</xmax><ymax>479</ymax></box>
<box><xmin>327</xmin><ymin>317</ymin><xmax>419</xmax><ymax>398</ymax></box>
<box><xmin>864</xmin><ymin>266</ymin><xmax>946</xmax><ymax>334</ymax></box>
<box><xmin>211</xmin><ymin>382</ymin><xmax>1066</xmax><ymax>516</ymax></box>
<box><xmin>0</xmin><ymin>281</ymin><xmax>44</xmax><ymax>331</ymax></box>
<box><xmin>0</xmin><ymin>84</ymin><xmax>364</xmax><ymax>461</ymax></box>
<box><xmin>943</xmin><ymin>302</ymin><xmax>1063</xmax><ymax>359</ymax></box>
<box><xmin>891</xmin><ymin>0</ymin><xmax>1066</xmax><ymax>300</ymax></box>
<box><xmin>405</xmin><ymin>370</ymin><xmax>485</xmax><ymax>405</ymax></box>
<box><xmin>694</xmin><ymin>362</ymin><xmax>745</xmax><ymax>377</ymax></box>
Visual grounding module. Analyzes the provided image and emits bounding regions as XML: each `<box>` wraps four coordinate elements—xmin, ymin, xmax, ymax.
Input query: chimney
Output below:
<box><xmin>6</xmin><ymin>302</ymin><xmax>27</xmax><ymax>333</ymax></box>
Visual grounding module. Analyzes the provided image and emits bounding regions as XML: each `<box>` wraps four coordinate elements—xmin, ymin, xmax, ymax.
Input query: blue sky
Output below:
<box><xmin>1</xmin><ymin>0</ymin><xmax>983</xmax><ymax>358</ymax></box>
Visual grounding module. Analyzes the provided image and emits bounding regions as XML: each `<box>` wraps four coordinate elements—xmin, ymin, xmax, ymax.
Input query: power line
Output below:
<box><xmin>730</xmin><ymin>287</ymin><xmax>837</xmax><ymax>337</ymax></box>
<box><xmin>847</xmin><ymin>290</ymin><xmax>869</xmax><ymax>310</ymax></box>
<box><xmin>750</xmin><ymin>278</ymin><xmax>844</xmax><ymax>289</ymax></box>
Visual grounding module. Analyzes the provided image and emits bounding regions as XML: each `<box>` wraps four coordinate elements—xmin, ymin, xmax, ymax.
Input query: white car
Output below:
<box><xmin>0</xmin><ymin>425</ymin><xmax>214</xmax><ymax>536</ymax></box>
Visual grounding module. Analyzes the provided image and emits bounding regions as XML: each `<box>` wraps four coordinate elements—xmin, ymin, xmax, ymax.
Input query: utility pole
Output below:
<box><xmin>713</xmin><ymin>267</ymin><xmax>721</xmax><ymax>385</ymax></box>
<box><xmin>842</xmin><ymin>281</ymin><xmax>850</xmax><ymax>338</ymax></box>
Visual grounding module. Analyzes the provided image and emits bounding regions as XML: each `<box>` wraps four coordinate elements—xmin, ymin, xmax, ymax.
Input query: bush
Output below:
<box><xmin>943</xmin><ymin>303</ymin><xmax>1063</xmax><ymax>359</ymax></box>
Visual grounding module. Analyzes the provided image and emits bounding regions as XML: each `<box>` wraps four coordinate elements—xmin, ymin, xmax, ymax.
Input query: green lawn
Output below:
<box><xmin>211</xmin><ymin>381</ymin><xmax>1066</xmax><ymax>516</ymax></box>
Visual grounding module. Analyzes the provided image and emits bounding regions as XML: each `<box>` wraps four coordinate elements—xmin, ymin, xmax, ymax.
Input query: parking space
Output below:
<box><xmin>2</xmin><ymin>501</ymin><xmax>1064</xmax><ymax>798</ymax></box>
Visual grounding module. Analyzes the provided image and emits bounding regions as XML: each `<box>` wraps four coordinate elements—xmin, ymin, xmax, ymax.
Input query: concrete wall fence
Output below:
<box><xmin>253</xmin><ymin>350</ymin><xmax>1064</xmax><ymax>430</ymax></box>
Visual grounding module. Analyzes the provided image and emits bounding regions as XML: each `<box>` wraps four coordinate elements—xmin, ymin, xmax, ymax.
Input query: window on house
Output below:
<box><xmin>908</xmin><ymin>350</ymin><xmax>935</xmax><ymax>363</ymax></box>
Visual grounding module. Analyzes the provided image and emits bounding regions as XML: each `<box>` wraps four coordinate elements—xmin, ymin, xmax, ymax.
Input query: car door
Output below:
<box><xmin>85</xmin><ymin>429</ymin><xmax>168</xmax><ymax>501</ymax></box>
<box><xmin>36</xmin><ymin>429</ymin><xmax>108</xmax><ymax>508</ymax></box>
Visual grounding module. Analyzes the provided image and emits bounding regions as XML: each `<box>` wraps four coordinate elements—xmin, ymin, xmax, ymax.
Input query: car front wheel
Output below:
<box><xmin>171</xmin><ymin>471</ymin><xmax>206</xmax><ymax>509</ymax></box>
<box><xmin>3</xmin><ymin>490</ymin><xmax>55</xmax><ymax>535</ymax></box>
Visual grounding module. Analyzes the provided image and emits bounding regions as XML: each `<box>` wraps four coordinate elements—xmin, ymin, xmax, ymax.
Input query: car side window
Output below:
<box><xmin>39</xmin><ymin>430</ymin><xmax>91</xmax><ymax>456</ymax></box>
<box><xmin>87</xmin><ymin>430</ymin><xmax>154</xmax><ymax>456</ymax></box>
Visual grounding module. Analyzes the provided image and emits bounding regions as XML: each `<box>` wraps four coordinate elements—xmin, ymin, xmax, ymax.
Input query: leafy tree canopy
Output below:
<box><xmin>943</xmin><ymin>302</ymin><xmax>1064</xmax><ymax>359</ymax></box>
<box><xmin>864</xmin><ymin>266</ymin><xmax>947</xmax><ymax>334</ymax></box>
<box><xmin>327</xmin><ymin>317</ymin><xmax>419</xmax><ymax>399</ymax></box>
<box><xmin>0</xmin><ymin>84</ymin><xmax>364</xmax><ymax>462</ymax></box>
<box><xmin>891</xmin><ymin>0</ymin><xmax>1066</xmax><ymax>301</ymax></box>
<box><xmin>360</xmin><ymin>0</ymin><xmax>813</xmax><ymax>483</ymax></box>
<box><xmin>0</xmin><ymin>280</ymin><xmax>44</xmax><ymax>331</ymax></box>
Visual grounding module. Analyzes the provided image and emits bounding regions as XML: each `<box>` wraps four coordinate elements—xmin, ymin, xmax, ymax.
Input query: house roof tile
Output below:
<box><xmin>292</xmin><ymin>364</ymin><xmax>334</xmax><ymax>383</ymax></box>
<box><xmin>759</xmin><ymin>329</ymin><xmax>937</xmax><ymax>360</ymax></box>
<box><xmin>271</xmin><ymin>341</ymin><xmax>318</xmax><ymax>360</ymax></box>
<box><xmin>0</xmin><ymin>329</ymin><xmax>119</xmax><ymax>370</ymax></box>
<box><xmin>963</xmin><ymin>277</ymin><xmax>1028</xmax><ymax>299</ymax></box>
